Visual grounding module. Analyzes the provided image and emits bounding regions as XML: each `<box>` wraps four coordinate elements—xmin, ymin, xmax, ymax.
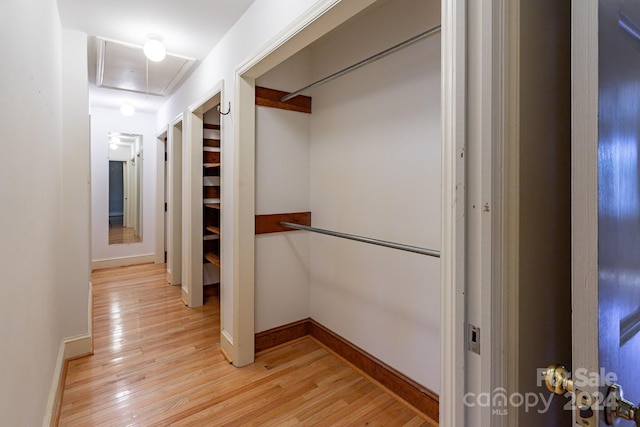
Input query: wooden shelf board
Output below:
<box><xmin>255</xmin><ymin>212</ymin><xmax>312</xmax><ymax>234</ymax></box>
<box><xmin>204</xmin><ymin>252</ymin><xmax>221</xmax><ymax>267</ymax></box>
<box><xmin>205</xmin><ymin>226</ymin><xmax>221</xmax><ymax>235</ymax></box>
<box><xmin>204</xmin><ymin>163</ymin><xmax>221</xmax><ymax>168</ymax></box>
<box><xmin>203</xmin><ymin>123</ymin><xmax>221</xmax><ymax>130</ymax></box>
<box><xmin>203</xmin><ymin>234</ymin><xmax>220</xmax><ymax>241</ymax></box>
<box><xmin>255</xmin><ymin>86</ymin><xmax>312</xmax><ymax>114</ymax></box>
<box><xmin>203</xmin><ymin>139</ymin><xmax>220</xmax><ymax>148</ymax></box>
<box><xmin>203</xmin><ymin>146</ymin><xmax>221</xmax><ymax>153</ymax></box>
<box><xmin>205</xmin><ymin>203</ymin><xmax>221</xmax><ymax>210</ymax></box>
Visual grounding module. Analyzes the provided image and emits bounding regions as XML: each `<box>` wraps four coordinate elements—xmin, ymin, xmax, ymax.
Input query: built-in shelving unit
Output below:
<box><xmin>202</xmin><ymin>121</ymin><xmax>221</xmax><ymax>291</ymax></box>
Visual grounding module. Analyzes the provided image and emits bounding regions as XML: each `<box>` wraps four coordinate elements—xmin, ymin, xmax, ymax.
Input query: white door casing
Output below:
<box><xmin>572</xmin><ymin>0</ymin><xmax>600</xmax><ymax>424</ymax></box>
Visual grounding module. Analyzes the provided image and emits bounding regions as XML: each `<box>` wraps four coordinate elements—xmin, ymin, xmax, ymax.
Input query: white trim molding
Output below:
<box><xmin>43</xmin><ymin>334</ymin><xmax>93</xmax><ymax>427</ymax></box>
<box><xmin>91</xmin><ymin>254</ymin><xmax>156</xmax><ymax>270</ymax></box>
<box><xmin>502</xmin><ymin>0</ymin><xmax>521</xmax><ymax>426</ymax></box>
<box><xmin>440</xmin><ymin>0</ymin><xmax>467</xmax><ymax>424</ymax></box>
<box><xmin>155</xmin><ymin>127</ymin><xmax>168</xmax><ymax>265</ymax></box>
<box><xmin>571</xmin><ymin>1</ymin><xmax>599</xmax><ymax>425</ymax></box>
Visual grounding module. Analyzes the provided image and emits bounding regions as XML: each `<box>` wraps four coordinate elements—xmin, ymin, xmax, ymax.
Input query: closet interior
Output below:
<box><xmin>202</xmin><ymin>107</ymin><xmax>222</xmax><ymax>297</ymax></box>
<box><xmin>253</xmin><ymin>0</ymin><xmax>442</xmax><ymax>415</ymax></box>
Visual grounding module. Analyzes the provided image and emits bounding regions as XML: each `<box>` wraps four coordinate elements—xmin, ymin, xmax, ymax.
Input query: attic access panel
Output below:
<box><xmin>96</xmin><ymin>37</ymin><xmax>195</xmax><ymax>97</ymax></box>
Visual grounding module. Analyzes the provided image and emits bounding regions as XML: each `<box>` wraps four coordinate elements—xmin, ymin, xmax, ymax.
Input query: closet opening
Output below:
<box><xmin>183</xmin><ymin>86</ymin><xmax>224</xmax><ymax>309</ymax></box>
<box><xmin>232</xmin><ymin>0</ymin><xmax>443</xmax><ymax>420</ymax></box>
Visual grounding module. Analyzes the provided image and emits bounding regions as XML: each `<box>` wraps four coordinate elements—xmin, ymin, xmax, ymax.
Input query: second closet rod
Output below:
<box><xmin>279</xmin><ymin>221</ymin><xmax>441</xmax><ymax>258</ymax></box>
<box><xmin>280</xmin><ymin>24</ymin><xmax>442</xmax><ymax>103</ymax></box>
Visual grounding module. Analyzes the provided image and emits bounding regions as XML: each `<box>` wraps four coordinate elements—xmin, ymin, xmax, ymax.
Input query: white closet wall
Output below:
<box><xmin>255</xmin><ymin>51</ymin><xmax>312</xmax><ymax>332</ymax></box>
<box><xmin>308</xmin><ymin>0</ymin><xmax>441</xmax><ymax>393</ymax></box>
<box><xmin>254</xmin><ymin>0</ymin><xmax>441</xmax><ymax>393</ymax></box>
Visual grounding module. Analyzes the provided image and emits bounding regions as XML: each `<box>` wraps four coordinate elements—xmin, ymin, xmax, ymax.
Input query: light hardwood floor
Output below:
<box><xmin>109</xmin><ymin>226</ymin><xmax>142</xmax><ymax>245</ymax></box>
<box><xmin>58</xmin><ymin>263</ymin><xmax>436</xmax><ymax>426</ymax></box>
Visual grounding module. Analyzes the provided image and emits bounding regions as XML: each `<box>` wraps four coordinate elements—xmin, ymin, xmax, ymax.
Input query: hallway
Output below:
<box><xmin>57</xmin><ymin>264</ymin><xmax>435</xmax><ymax>426</ymax></box>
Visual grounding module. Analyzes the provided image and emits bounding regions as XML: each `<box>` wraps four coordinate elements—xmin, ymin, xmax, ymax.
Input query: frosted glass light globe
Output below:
<box><xmin>143</xmin><ymin>39</ymin><xmax>166</xmax><ymax>62</ymax></box>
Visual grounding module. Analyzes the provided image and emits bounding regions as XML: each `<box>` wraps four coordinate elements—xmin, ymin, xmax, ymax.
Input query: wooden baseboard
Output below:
<box><xmin>254</xmin><ymin>318</ymin><xmax>439</xmax><ymax>420</ymax></box>
<box><xmin>255</xmin><ymin>318</ymin><xmax>311</xmax><ymax>353</ymax></box>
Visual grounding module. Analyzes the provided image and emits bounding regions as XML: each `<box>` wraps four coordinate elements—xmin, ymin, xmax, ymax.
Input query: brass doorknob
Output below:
<box><xmin>543</xmin><ymin>364</ymin><xmax>574</xmax><ymax>395</ymax></box>
<box><xmin>543</xmin><ymin>364</ymin><xmax>598</xmax><ymax>425</ymax></box>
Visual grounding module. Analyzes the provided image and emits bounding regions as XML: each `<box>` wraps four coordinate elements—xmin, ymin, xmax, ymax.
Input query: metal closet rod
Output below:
<box><xmin>279</xmin><ymin>222</ymin><xmax>441</xmax><ymax>258</ymax></box>
<box><xmin>280</xmin><ymin>24</ymin><xmax>442</xmax><ymax>103</ymax></box>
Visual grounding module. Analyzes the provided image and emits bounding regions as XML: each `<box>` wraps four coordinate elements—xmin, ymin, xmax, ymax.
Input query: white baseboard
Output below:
<box><xmin>42</xmin><ymin>334</ymin><xmax>93</xmax><ymax>426</ymax></box>
<box><xmin>221</xmin><ymin>329</ymin><xmax>234</xmax><ymax>364</ymax></box>
<box><xmin>43</xmin><ymin>340</ymin><xmax>65</xmax><ymax>427</ymax></box>
<box><xmin>43</xmin><ymin>283</ymin><xmax>93</xmax><ymax>426</ymax></box>
<box><xmin>63</xmin><ymin>334</ymin><xmax>92</xmax><ymax>359</ymax></box>
<box><xmin>91</xmin><ymin>254</ymin><xmax>155</xmax><ymax>270</ymax></box>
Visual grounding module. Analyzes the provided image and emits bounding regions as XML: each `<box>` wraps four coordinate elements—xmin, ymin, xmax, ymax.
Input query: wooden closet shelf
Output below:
<box><xmin>205</xmin><ymin>203</ymin><xmax>221</xmax><ymax>210</ymax></box>
<box><xmin>205</xmin><ymin>252</ymin><xmax>221</xmax><ymax>267</ymax></box>
<box><xmin>203</xmin><ymin>123</ymin><xmax>221</xmax><ymax>130</ymax></box>
<box><xmin>255</xmin><ymin>86</ymin><xmax>312</xmax><ymax>114</ymax></box>
<box><xmin>203</xmin><ymin>234</ymin><xmax>220</xmax><ymax>241</ymax></box>
<box><xmin>203</xmin><ymin>146</ymin><xmax>221</xmax><ymax>153</ymax></box>
<box><xmin>204</xmin><ymin>138</ymin><xmax>220</xmax><ymax>147</ymax></box>
<box><xmin>206</xmin><ymin>226</ymin><xmax>221</xmax><ymax>235</ymax></box>
<box><xmin>255</xmin><ymin>211</ymin><xmax>312</xmax><ymax>234</ymax></box>
<box><xmin>203</xmin><ymin>163</ymin><xmax>221</xmax><ymax>168</ymax></box>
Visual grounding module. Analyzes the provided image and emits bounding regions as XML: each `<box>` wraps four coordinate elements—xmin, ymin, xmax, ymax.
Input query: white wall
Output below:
<box><xmin>0</xmin><ymin>1</ymin><xmax>89</xmax><ymax>425</ymax></box>
<box><xmin>156</xmin><ymin>0</ymin><xmax>321</xmax><ymax>341</ymax></box>
<box><xmin>307</xmin><ymin>0</ymin><xmax>441</xmax><ymax>391</ymax></box>
<box><xmin>90</xmin><ymin>107</ymin><xmax>157</xmax><ymax>261</ymax></box>
<box><xmin>60</xmin><ymin>29</ymin><xmax>92</xmax><ymax>339</ymax></box>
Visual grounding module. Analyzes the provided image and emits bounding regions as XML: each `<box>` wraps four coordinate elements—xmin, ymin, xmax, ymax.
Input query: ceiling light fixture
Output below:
<box><xmin>143</xmin><ymin>34</ymin><xmax>166</xmax><ymax>62</ymax></box>
<box><xmin>120</xmin><ymin>103</ymin><xmax>135</xmax><ymax>116</ymax></box>
<box><xmin>109</xmin><ymin>136</ymin><xmax>120</xmax><ymax>150</ymax></box>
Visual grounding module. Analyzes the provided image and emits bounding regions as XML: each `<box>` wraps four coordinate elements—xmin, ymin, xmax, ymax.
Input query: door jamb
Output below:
<box><xmin>440</xmin><ymin>0</ymin><xmax>467</xmax><ymax>424</ymax></box>
<box><xmin>571</xmin><ymin>1</ymin><xmax>600</xmax><ymax>423</ymax></box>
<box><xmin>155</xmin><ymin>128</ymin><xmax>168</xmax><ymax>265</ymax></box>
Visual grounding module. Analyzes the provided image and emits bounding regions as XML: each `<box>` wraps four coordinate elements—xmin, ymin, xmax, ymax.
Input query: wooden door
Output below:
<box><xmin>571</xmin><ymin>1</ymin><xmax>640</xmax><ymax>425</ymax></box>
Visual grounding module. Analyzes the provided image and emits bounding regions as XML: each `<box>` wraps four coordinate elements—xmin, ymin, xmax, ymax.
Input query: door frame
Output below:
<box><xmin>155</xmin><ymin>129</ymin><xmax>167</xmax><ymax>264</ymax></box>
<box><xmin>440</xmin><ymin>0</ymin><xmax>468</xmax><ymax>424</ymax></box>
<box><xmin>167</xmin><ymin>114</ymin><xmax>184</xmax><ymax>285</ymax></box>
<box><xmin>571</xmin><ymin>0</ymin><xmax>600</xmax><ymax>422</ymax></box>
<box><xmin>462</xmin><ymin>0</ymin><xmax>515</xmax><ymax>425</ymax></box>
<box><xmin>182</xmin><ymin>83</ymin><xmax>223</xmax><ymax>308</ymax></box>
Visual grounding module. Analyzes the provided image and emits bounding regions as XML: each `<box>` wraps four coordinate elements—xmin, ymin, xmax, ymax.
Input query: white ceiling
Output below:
<box><xmin>57</xmin><ymin>0</ymin><xmax>256</xmax><ymax>113</ymax></box>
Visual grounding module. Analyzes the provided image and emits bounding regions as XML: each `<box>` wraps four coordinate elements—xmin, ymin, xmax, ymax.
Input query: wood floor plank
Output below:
<box><xmin>58</xmin><ymin>263</ymin><xmax>436</xmax><ymax>426</ymax></box>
